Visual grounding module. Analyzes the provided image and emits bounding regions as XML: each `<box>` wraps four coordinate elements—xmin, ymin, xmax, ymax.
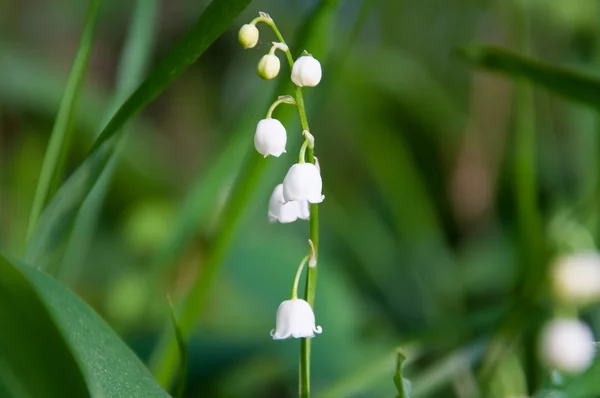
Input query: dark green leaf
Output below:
<box><xmin>458</xmin><ymin>44</ymin><xmax>600</xmax><ymax>109</ymax></box>
<box><xmin>393</xmin><ymin>350</ymin><xmax>412</xmax><ymax>398</ymax></box>
<box><xmin>0</xmin><ymin>255</ymin><xmax>89</xmax><ymax>398</ymax></box>
<box><xmin>4</xmin><ymin>253</ymin><xmax>169</xmax><ymax>397</ymax></box>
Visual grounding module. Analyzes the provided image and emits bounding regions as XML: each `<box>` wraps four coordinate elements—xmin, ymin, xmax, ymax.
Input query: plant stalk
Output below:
<box><xmin>295</xmin><ymin>84</ymin><xmax>318</xmax><ymax>398</ymax></box>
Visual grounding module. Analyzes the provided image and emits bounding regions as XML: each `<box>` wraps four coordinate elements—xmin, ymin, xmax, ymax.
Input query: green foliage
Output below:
<box><xmin>168</xmin><ymin>297</ymin><xmax>188</xmax><ymax>398</ymax></box>
<box><xmin>27</xmin><ymin>0</ymin><xmax>101</xmax><ymax>239</ymax></box>
<box><xmin>459</xmin><ymin>44</ymin><xmax>600</xmax><ymax>109</ymax></box>
<box><xmin>393</xmin><ymin>350</ymin><xmax>412</xmax><ymax>398</ymax></box>
<box><xmin>0</xmin><ymin>255</ymin><xmax>89</xmax><ymax>398</ymax></box>
<box><xmin>24</xmin><ymin>0</ymin><xmax>252</xmax><ymax>269</ymax></box>
<box><xmin>0</xmin><ymin>254</ymin><xmax>168</xmax><ymax>397</ymax></box>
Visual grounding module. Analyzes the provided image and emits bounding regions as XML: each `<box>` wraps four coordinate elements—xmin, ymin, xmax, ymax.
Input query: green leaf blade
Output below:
<box><xmin>459</xmin><ymin>44</ymin><xmax>600</xmax><ymax>109</ymax></box>
<box><xmin>0</xmin><ymin>255</ymin><xmax>89</xmax><ymax>398</ymax></box>
<box><xmin>393</xmin><ymin>350</ymin><xmax>412</xmax><ymax>398</ymax></box>
<box><xmin>4</xmin><ymin>253</ymin><xmax>169</xmax><ymax>397</ymax></box>
<box><xmin>27</xmin><ymin>0</ymin><xmax>101</xmax><ymax>240</ymax></box>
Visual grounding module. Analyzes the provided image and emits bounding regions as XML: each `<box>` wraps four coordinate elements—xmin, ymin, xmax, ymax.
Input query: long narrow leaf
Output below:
<box><xmin>24</xmin><ymin>0</ymin><xmax>252</xmax><ymax>267</ymax></box>
<box><xmin>59</xmin><ymin>0</ymin><xmax>159</xmax><ymax>283</ymax></box>
<box><xmin>459</xmin><ymin>44</ymin><xmax>600</xmax><ymax>109</ymax></box>
<box><xmin>26</xmin><ymin>0</ymin><xmax>101</xmax><ymax>239</ymax></box>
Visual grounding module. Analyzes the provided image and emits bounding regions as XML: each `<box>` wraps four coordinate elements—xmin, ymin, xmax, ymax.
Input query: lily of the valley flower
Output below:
<box><xmin>271</xmin><ymin>298</ymin><xmax>322</xmax><ymax>340</ymax></box>
<box><xmin>552</xmin><ymin>252</ymin><xmax>600</xmax><ymax>305</ymax></box>
<box><xmin>291</xmin><ymin>55</ymin><xmax>322</xmax><ymax>87</ymax></box>
<box><xmin>258</xmin><ymin>54</ymin><xmax>280</xmax><ymax>79</ymax></box>
<box><xmin>540</xmin><ymin>319</ymin><xmax>595</xmax><ymax>374</ymax></box>
<box><xmin>254</xmin><ymin>118</ymin><xmax>287</xmax><ymax>157</ymax></box>
<box><xmin>268</xmin><ymin>184</ymin><xmax>309</xmax><ymax>223</ymax></box>
<box><xmin>283</xmin><ymin>163</ymin><xmax>324</xmax><ymax>204</ymax></box>
<box><xmin>238</xmin><ymin>24</ymin><xmax>259</xmax><ymax>49</ymax></box>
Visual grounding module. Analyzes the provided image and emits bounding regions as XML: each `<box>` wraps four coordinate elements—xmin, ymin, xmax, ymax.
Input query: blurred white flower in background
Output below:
<box><xmin>552</xmin><ymin>252</ymin><xmax>600</xmax><ymax>305</ymax></box>
<box><xmin>540</xmin><ymin>319</ymin><xmax>595</xmax><ymax>374</ymax></box>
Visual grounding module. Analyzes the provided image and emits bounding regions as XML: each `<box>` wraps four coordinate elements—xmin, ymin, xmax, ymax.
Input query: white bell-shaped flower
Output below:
<box><xmin>283</xmin><ymin>163</ymin><xmax>324</xmax><ymax>204</ymax></box>
<box><xmin>291</xmin><ymin>55</ymin><xmax>322</xmax><ymax>87</ymax></box>
<box><xmin>238</xmin><ymin>24</ymin><xmax>259</xmax><ymax>49</ymax></box>
<box><xmin>257</xmin><ymin>54</ymin><xmax>280</xmax><ymax>79</ymax></box>
<box><xmin>254</xmin><ymin>118</ymin><xmax>286</xmax><ymax>157</ymax></box>
<box><xmin>268</xmin><ymin>184</ymin><xmax>309</xmax><ymax>223</ymax></box>
<box><xmin>271</xmin><ymin>298</ymin><xmax>322</xmax><ymax>340</ymax></box>
<box><xmin>552</xmin><ymin>252</ymin><xmax>600</xmax><ymax>305</ymax></box>
<box><xmin>540</xmin><ymin>319</ymin><xmax>595</xmax><ymax>374</ymax></box>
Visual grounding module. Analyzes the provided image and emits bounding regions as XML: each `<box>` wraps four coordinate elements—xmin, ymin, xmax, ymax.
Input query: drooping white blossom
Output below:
<box><xmin>282</xmin><ymin>163</ymin><xmax>324</xmax><ymax>204</ymax></box>
<box><xmin>540</xmin><ymin>319</ymin><xmax>595</xmax><ymax>374</ymax></box>
<box><xmin>268</xmin><ymin>184</ymin><xmax>309</xmax><ymax>223</ymax></box>
<box><xmin>271</xmin><ymin>298</ymin><xmax>322</xmax><ymax>340</ymax></box>
<box><xmin>254</xmin><ymin>118</ymin><xmax>287</xmax><ymax>157</ymax></box>
<box><xmin>291</xmin><ymin>55</ymin><xmax>322</xmax><ymax>87</ymax></box>
<box><xmin>552</xmin><ymin>252</ymin><xmax>600</xmax><ymax>305</ymax></box>
<box><xmin>258</xmin><ymin>54</ymin><xmax>280</xmax><ymax>79</ymax></box>
<box><xmin>238</xmin><ymin>24</ymin><xmax>259</xmax><ymax>49</ymax></box>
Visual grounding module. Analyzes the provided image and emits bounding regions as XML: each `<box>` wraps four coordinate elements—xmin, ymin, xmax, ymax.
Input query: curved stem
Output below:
<box><xmin>253</xmin><ymin>17</ymin><xmax>295</xmax><ymax>69</ymax></box>
<box><xmin>266</xmin><ymin>96</ymin><xmax>296</xmax><ymax>119</ymax></box>
<box><xmin>298</xmin><ymin>139</ymin><xmax>309</xmax><ymax>163</ymax></box>
<box><xmin>291</xmin><ymin>256</ymin><xmax>309</xmax><ymax>299</ymax></box>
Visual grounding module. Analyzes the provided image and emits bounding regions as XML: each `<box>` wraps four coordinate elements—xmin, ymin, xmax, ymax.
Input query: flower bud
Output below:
<box><xmin>238</xmin><ymin>24</ymin><xmax>259</xmax><ymax>49</ymax></box>
<box><xmin>268</xmin><ymin>184</ymin><xmax>309</xmax><ymax>223</ymax></box>
<box><xmin>291</xmin><ymin>55</ymin><xmax>322</xmax><ymax>87</ymax></box>
<box><xmin>270</xmin><ymin>298</ymin><xmax>322</xmax><ymax>339</ymax></box>
<box><xmin>283</xmin><ymin>163</ymin><xmax>324</xmax><ymax>204</ymax></box>
<box><xmin>257</xmin><ymin>54</ymin><xmax>280</xmax><ymax>79</ymax></box>
<box><xmin>540</xmin><ymin>319</ymin><xmax>595</xmax><ymax>374</ymax></box>
<box><xmin>254</xmin><ymin>118</ymin><xmax>286</xmax><ymax>157</ymax></box>
<box><xmin>552</xmin><ymin>252</ymin><xmax>600</xmax><ymax>305</ymax></box>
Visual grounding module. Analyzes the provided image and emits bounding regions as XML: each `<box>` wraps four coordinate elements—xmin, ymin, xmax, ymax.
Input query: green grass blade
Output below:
<box><xmin>393</xmin><ymin>350</ymin><xmax>411</xmax><ymax>398</ymax></box>
<box><xmin>167</xmin><ymin>297</ymin><xmax>188</xmax><ymax>398</ymax></box>
<box><xmin>88</xmin><ymin>0</ymin><xmax>251</xmax><ymax>155</ymax></box>
<box><xmin>26</xmin><ymin>0</ymin><xmax>101</xmax><ymax>240</ymax></box>
<box><xmin>458</xmin><ymin>44</ymin><xmax>600</xmax><ymax>109</ymax></box>
<box><xmin>148</xmin><ymin>0</ymin><xmax>342</xmax><ymax>387</ymax></box>
<box><xmin>59</xmin><ymin>0</ymin><xmax>159</xmax><ymax>283</ymax></box>
<box><xmin>24</xmin><ymin>0</ymin><xmax>252</xmax><ymax>268</ymax></box>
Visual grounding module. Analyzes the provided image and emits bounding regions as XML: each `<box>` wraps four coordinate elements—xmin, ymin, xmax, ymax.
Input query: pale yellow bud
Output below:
<box><xmin>257</xmin><ymin>54</ymin><xmax>280</xmax><ymax>80</ymax></box>
<box><xmin>238</xmin><ymin>24</ymin><xmax>259</xmax><ymax>49</ymax></box>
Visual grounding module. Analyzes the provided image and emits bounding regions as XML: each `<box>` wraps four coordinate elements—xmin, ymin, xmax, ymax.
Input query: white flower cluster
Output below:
<box><xmin>239</xmin><ymin>13</ymin><xmax>324</xmax><ymax>340</ymax></box>
<box><xmin>539</xmin><ymin>252</ymin><xmax>600</xmax><ymax>374</ymax></box>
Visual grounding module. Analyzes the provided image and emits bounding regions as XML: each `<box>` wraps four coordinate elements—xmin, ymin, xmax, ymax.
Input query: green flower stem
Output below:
<box><xmin>291</xmin><ymin>256</ymin><xmax>309</xmax><ymax>299</ymax></box>
<box><xmin>266</xmin><ymin>96</ymin><xmax>296</xmax><ymax>118</ymax></box>
<box><xmin>258</xmin><ymin>17</ymin><xmax>295</xmax><ymax>69</ymax></box>
<box><xmin>262</xmin><ymin>16</ymin><xmax>318</xmax><ymax>396</ymax></box>
<box><xmin>295</xmin><ymin>84</ymin><xmax>318</xmax><ymax>398</ymax></box>
<box><xmin>298</xmin><ymin>139</ymin><xmax>309</xmax><ymax>163</ymax></box>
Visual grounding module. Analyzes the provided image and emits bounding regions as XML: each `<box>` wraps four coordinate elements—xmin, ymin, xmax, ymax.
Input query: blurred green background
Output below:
<box><xmin>3</xmin><ymin>0</ymin><xmax>600</xmax><ymax>397</ymax></box>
